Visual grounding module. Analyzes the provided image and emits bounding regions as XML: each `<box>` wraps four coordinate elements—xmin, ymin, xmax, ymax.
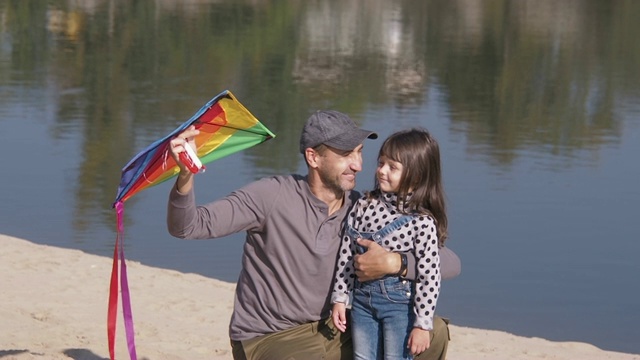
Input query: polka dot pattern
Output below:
<box><xmin>331</xmin><ymin>193</ymin><xmax>441</xmax><ymax>330</ymax></box>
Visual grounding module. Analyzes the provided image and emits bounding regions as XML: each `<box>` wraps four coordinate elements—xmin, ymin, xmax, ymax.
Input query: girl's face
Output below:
<box><xmin>376</xmin><ymin>155</ymin><xmax>404</xmax><ymax>193</ymax></box>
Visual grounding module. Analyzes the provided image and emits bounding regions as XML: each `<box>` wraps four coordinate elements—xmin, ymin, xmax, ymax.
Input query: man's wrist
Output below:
<box><xmin>386</xmin><ymin>252</ymin><xmax>401</xmax><ymax>275</ymax></box>
<box><xmin>396</xmin><ymin>253</ymin><xmax>408</xmax><ymax>277</ymax></box>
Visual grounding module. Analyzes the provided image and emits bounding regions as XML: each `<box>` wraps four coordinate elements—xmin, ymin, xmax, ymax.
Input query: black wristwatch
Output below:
<box><xmin>396</xmin><ymin>253</ymin><xmax>408</xmax><ymax>277</ymax></box>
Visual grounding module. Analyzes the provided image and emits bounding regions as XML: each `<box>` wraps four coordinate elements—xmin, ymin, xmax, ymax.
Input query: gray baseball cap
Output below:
<box><xmin>299</xmin><ymin>110</ymin><xmax>378</xmax><ymax>153</ymax></box>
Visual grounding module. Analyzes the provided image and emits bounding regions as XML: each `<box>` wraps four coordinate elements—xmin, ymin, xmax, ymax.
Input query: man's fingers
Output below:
<box><xmin>356</xmin><ymin>238</ymin><xmax>375</xmax><ymax>248</ymax></box>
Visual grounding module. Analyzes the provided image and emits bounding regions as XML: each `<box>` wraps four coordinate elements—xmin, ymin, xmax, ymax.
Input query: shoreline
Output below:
<box><xmin>1</xmin><ymin>234</ymin><xmax>638</xmax><ymax>360</ymax></box>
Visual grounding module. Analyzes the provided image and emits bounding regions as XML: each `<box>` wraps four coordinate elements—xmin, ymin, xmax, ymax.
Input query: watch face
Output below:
<box><xmin>397</xmin><ymin>254</ymin><xmax>408</xmax><ymax>276</ymax></box>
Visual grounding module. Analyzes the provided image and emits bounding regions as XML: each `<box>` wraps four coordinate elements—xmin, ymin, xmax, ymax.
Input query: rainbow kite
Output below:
<box><xmin>108</xmin><ymin>90</ymin><xmax>275</xmax><ymax>360</ymax></box>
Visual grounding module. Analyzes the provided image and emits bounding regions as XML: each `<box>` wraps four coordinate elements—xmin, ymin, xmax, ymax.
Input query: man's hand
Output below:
<box><xmin>169</xmin><ymin>125</ymin><xmax>199</xmax><ymax>166</ymax></box>
<box><xmin>169</xmin><ymin>125</ymin><xmax>199</xmax><ymax>193</ymax></box>
<box><xmin>354</xmin><ymin>238</ymin><xmax>401</xmax><ymax>282</ymax></box>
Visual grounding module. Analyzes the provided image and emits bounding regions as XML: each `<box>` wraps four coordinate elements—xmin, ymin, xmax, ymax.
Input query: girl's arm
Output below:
<box><xmin>412</xmin><ymin>215</ymin><xmax>441</xmax><ymax>331</ymax></box>
<box><xmin>330</xmin><ymin>201</ymin><xmax>362</xmax><ymax>305</ymax></box>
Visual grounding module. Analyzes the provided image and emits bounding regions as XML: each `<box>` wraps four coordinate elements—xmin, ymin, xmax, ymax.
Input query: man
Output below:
<box><xmin>167</xmin><ymin>110</ymin><xmax>451</xmax><ymax>359</ymax></box>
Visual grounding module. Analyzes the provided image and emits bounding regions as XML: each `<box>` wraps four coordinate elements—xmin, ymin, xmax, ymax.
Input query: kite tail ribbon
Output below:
<box><xmin>108</xmin><ymin>201</ymin><xmax>138</xmax><ymax>360</ymax></box>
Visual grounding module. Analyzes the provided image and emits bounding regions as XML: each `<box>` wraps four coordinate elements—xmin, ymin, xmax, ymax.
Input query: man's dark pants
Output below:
<box><xmin>231</xmin><ymin>315</ymin><xmax>450</xmax><ymax>360</ymax></box>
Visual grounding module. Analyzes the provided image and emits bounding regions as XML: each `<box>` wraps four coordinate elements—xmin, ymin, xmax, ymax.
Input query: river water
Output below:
<box><xmin>1</xmin><ymin>0</ymin><xmax>639</xmax><ymax>354</ymax></box>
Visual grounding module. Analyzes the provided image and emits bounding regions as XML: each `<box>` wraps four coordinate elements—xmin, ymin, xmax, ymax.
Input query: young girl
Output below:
<box><xmin>331</xmin><ymin>128</ymin><xmax>447</xmax><ymax>360</ymax></box>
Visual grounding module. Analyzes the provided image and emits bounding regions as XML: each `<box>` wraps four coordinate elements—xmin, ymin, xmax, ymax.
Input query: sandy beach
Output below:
<box><xmin>1</xmin><ymin>234</ymin><xmax>637</xmax><ymax>360</ymax></box>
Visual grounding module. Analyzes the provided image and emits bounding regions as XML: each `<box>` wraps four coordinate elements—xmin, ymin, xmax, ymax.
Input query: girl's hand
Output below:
<box><xmin>331</xmin><ymin>303</ymin><xmax>348</xmax><ymax>333</ymax></box>
<box><xmin>408</xmin><ymin>328</ymin><xmax>431</xmax><ymax>356</ymax></box>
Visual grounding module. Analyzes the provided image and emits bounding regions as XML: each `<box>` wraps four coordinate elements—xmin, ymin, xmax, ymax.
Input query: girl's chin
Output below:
<box><xmin>379</xmin><ymin>185</ymin><xmax>393</xmax><ymax>192</ymax></box>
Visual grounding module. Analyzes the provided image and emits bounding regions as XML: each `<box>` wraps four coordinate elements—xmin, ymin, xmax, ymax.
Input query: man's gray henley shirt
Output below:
<box><xmin>167</xmin><ymin>174</ymin><xmax>360</xmax><ymax>341</ymax></box>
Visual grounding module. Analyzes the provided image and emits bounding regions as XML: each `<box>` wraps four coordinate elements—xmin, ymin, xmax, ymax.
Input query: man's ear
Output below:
<box><xmin>304</xmin><ymin>148</ymin><xmax>320</xmax><ymax>169</ymax></box>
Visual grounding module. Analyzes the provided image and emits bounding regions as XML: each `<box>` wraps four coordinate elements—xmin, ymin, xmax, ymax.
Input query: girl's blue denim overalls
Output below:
<box><xmin>346</xmin><ymin>215</ymin><xmax>416</xmax><ymax>360</ymax></box>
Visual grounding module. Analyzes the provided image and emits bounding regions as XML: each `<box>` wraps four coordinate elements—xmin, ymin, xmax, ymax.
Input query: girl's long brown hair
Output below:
<box><xmin>368</xmin><ymin>128</ymin><xmax>448</xmax><ymax>243</ymax></box>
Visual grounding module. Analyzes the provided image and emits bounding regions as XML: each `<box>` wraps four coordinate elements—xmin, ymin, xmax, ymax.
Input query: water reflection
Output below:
<box><xmin>1</xmin><ymin>0</ymin><xmax>639</xmax><ymax>354</ymax></box>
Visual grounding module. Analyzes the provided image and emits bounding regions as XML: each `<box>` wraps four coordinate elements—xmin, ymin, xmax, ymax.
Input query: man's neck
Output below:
<box><xmin>325</xmin><ymin>193</ymin><xmax>345</xmax><ymax>216</ymax></box>
<box><xmin>307</xmin><ymin>177</ymin><xmax>346</xmax><ymax>216</ymax></box>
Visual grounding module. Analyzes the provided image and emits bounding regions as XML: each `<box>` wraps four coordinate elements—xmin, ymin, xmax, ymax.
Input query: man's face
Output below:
<box><xmin>316</xmin><ymin>144</ymin><xmax>364</xmax><ymax>194</ymax></box>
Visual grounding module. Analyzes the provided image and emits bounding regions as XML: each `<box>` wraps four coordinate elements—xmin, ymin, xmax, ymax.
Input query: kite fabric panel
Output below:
<box><xmin>108</xmin><ymin>90</ymin><xmax>275</xmax><ymax>360</ymax></box>
<box><xmin>114</xmin><ymin>89</ymin><xmax>276</xmax><ymax>205</ymax></box>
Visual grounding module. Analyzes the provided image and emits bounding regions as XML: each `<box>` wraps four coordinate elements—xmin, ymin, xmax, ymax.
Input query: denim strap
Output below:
<box><xmin>371</xmin><ymin>215</ymin><xmax>415</xmax><ymax>241</ymax></box>
<box><xmin>349</xmin><ymin>214</ymin><xmax>415</xmax><ymax>253</ymax></box>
